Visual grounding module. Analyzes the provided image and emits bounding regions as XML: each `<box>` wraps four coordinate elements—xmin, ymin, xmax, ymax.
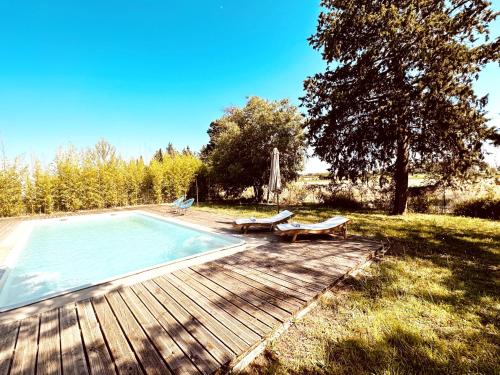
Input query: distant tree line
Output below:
<box><xmin>0</xmin><ymin>140</ymin><xmax>202</xmax><ymax>217</ymax></box>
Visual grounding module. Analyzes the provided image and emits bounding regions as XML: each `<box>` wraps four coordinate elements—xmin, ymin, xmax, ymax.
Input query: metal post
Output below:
<box><xmin>195</xmin><ymin>177</ymin><xmax>199</xmax><ymax>206</ymax></box>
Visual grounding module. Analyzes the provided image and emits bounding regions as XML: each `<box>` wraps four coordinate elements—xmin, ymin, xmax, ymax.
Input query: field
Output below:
<box><xmin>195</xmin><ymin>204</ymin><xmax>500</xmax><ymax>374</ymax></box>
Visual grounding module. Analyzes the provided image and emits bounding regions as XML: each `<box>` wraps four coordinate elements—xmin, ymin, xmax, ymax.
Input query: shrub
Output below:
<box><xmin>453</xmin><ymin>196</ymin><xmax>499</xmax><ymax>220</ymax></box>
<box><xmin>281</xmin><ymin>183</ymin><xmax>309</xmax><ymax>205</ymax></box>
<box><xmin>319</xmin><ymin>191</ymin><xmax>364</xmax><ymax>210</ymax></box>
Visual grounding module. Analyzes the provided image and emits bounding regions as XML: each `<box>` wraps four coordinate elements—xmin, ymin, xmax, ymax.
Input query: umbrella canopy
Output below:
<box><xmin>268</xmin><ymin>147</ymin><xmax>282</xmax><ymax>194</ymax></box>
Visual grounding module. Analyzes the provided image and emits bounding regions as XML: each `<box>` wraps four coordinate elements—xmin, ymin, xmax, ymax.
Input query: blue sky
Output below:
<box><xmin>0</xmin><ymin>1</ymin><xmax>498</xmax><ymax>171</ymax></box>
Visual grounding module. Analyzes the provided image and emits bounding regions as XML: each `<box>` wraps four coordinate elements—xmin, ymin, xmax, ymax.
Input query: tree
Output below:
<box><xmin>153</xmin><ymin>148</ymin><xmax>164</xmax><ymax>162</ymax></box>
<box><xmin>202</xmin><ymin>96</ymin><xmax>305</xmax><ymax>201</ymax></box>
<box><xmin>166</xmin><ymin>143</ymin><xmax>176</xmax><ymax>157</ymax></box>
<box><xmin>302</xmin><ymin>0</ymin><xmax>499</xmax><ymax>214</ymax></box>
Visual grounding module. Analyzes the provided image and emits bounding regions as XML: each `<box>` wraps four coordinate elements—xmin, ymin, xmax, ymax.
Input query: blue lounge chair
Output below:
<box><xmin>168</xmin><ymin>197</ymin><xmax>185</xmax><ymax>211</ymax></box>
<box><xmin>177</xmin><ymin>198</ymin><xmax>194</xmax><ymax>214</ymax></box>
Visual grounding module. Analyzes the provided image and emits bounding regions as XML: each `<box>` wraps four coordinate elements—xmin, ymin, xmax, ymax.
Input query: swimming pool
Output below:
<box><xmin>0</xmin><ymin>211</ymin><xmax>244</xmax><ymax>312</ymax></box>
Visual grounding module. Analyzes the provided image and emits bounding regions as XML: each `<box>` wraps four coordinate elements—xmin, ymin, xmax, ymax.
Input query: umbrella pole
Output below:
<box><xmin>277</xmin><ymin>193</ymin><xmax>280</xmax><ymax>213</ymax></box>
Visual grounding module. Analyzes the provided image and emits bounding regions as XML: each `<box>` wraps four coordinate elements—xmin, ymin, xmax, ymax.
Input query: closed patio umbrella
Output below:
<box><xmin>268</xmin><ymin>148</ymin><xmax>282</xmax><ymax>212</ymax></box>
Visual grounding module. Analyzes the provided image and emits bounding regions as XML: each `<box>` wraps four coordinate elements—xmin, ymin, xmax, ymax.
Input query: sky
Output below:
<box><xmin>0</xmin><ymin>1</ymin><xmax>499</xmax><ymax>172</ymax></box>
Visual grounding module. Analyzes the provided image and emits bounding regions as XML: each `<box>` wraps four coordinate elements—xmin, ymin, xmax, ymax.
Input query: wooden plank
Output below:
<box><xmin>141</xmin><ymin>280</ymin><xmax>233</xmax><ymax>366</ymax></box>
<box><xmin>105</xmin><ymin>291</ymin><xmax>172</xmax><ymax>375</ymax></box>
<box><xmin>165</xmin><ymin>273</ymin><xmax>261</xmax><ymax>344</ymax></box>
<box><xmin>127</xmin><ymin>284</ymin><xmax>219</xmax><ymax>375</ymax></box>
<box><xmin>196</xmin><ymin>264</ymin><xmax>303</xmax><ymax>312</ymax></box>
<box><xmin>219</xmin><ymin>259</ymin><xmax>320</xmax><ymax>297</ymax></box>
<box><xmin>60</xmin><ymin>304</ymin><xmax>89</xmax><ymax>375</ymax></box>
<box><xmin>118</xmin><ymin>287</ymin><xmax>198</xmax><ymax>375</ymax></box>
<box><xmin>37</xmin><ymin>308</ymin><xmax>62</xmax><ymax>375</ymax></box>
<box><xmin>174</xmin><ymin>269</ymin><xmax>271</xmax><ymax>336</ymax></box>
<box><xmin>228</xmin><ymin>250</ymin><xmax>335</xmax><ymax>285</ymax></box>
<box><xmin>216</xmin><ymin>260</ymin><xmax>313</xmax><ymax>302</ymax></box>
<box><xmin>92</xmin><ymin>296</ymin><xmax>143</xmax><ymax>375</ymax></box>
<box><xmin>155</xmin><ymin>276</ymin><xmax>250</xmax><ymax>354</ymax></box>
<box><xmin>10</xmin><ymin>315</ymin><xmax>39</xmax><ymax>375</ymax></box>
<box><xmin>189</xmin><ymin>267</ymin><xmax>290</xmax><ymax>322</ymax></box>
<box><xmin>224</xmin><ymin>248</ymin><xmax>335</xmax><ymax>284</ymax></box>
<box><xmin>179</xmin><ymin>268</ymin><xmax>279</xmax><ymax>330</ymax></box>
<box><xmin>76</xmin><ymin>300</ymin><xmax>115</xmax><ymax>375</ymax></box>
<box><xmin>208</xmin><ymin>264</ymin><xmax>305</xmax><ymax>309</ymax></box>
<box><xmin>221</xmin><ymin>253</ymin><xmax>325</xmax><ymax>293</ymax></box>
<box><xmin>0</xmin><ymin>321</ymin><xmax>20</xmax><ymax>375</ymax></box>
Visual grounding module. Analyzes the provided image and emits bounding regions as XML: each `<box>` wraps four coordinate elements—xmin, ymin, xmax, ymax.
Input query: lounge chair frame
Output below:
<box><xmin>276</xmin><ymin>220</ymin><xmax>350</xmax><ymax>242</ymax></box>
<box><xmin>232</xmin><ymin>213</ymin><xmax>294</xmax><ymax>234</ymax></box>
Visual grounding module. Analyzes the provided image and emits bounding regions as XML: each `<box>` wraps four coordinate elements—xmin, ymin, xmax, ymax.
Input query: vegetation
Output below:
<box><xmin>0</xmin><ymin>140</ymin><xmax>202</xmax><ymax>217</ymax></box>
<box><xmin>195</xmin><ymin>204</ymin><xmax>499</xmax><ymax>374</ymax></box>
<box><xmin>201</xmin><ymin>96</ymin><xmax>305</xmax><ymax>201</ymax></box>
<box><xmin>453</xmin><ymin>195</ymin><xmax>500</xmax><ymax>220</ymax></box>
<box><xmin>302</xmin><ymin>0</ymin><xmax>499</xmax><ymax>214</ymax></box>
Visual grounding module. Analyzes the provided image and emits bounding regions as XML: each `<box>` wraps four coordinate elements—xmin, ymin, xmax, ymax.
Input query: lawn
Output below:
<box><xmin>195</xmin><ymin>204</ymin><xmax>499</xmax><ymax>374</ymax></box>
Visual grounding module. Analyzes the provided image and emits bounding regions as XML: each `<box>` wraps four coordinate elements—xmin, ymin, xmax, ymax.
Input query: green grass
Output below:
<box><xmin>194</xmin><ymin>204</ymin><xmax>499</xmax><ymax>374</ymax></box>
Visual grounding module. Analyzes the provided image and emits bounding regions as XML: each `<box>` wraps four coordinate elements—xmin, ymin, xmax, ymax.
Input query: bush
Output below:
<box><xmin>453</xmin><ymin>196</ymin><xmax>499</xmax><ymax>220</ymax></box>
<box><xmin>281</xmin><ymin>183</ymin><xmax>309</xmax><ymax>205</ymax></box>
<box><xmin>319</xmin><ymin>192</ymin><xmax>364</xmax><ymax>210</ymax></box>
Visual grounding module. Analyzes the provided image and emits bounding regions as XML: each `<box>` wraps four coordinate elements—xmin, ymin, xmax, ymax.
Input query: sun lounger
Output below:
<box><xmin>233</xmin><ymin>210</ymin><xmax>294</xmax><ymax>234</ymax></box>
<box><xmin>275</xmin><ymin>216</ymin><xmax>350</xmax><ymax>242</ymax></box>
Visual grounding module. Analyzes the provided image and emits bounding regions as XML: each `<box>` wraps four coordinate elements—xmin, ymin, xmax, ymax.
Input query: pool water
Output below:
<box><xmin>0</xmin><ymin>212</ymin><xmax>243</xmax><ymax>311</ymax></box>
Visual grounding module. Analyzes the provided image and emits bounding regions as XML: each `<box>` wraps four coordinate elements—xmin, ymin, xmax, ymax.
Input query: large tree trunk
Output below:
<box><xmin>391</xmin><ymin>131</ymin><xmax>409</xmax><ymax>215</ymax></box>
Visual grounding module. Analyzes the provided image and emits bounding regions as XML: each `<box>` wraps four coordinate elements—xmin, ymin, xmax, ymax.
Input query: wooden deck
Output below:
<box><xmin>0</xmin><ymin>206</ymin><xmax>382</xmax><ymax>374</ymax></box>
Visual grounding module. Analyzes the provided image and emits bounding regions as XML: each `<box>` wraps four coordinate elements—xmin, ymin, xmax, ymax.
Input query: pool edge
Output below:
<box><xmin>0</xmin><ymin>210</ymin><xmax>247</xmax><ymax>317</ymax></box>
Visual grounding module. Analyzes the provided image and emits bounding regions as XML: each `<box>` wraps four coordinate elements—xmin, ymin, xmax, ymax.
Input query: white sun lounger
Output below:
<box><xmin>233</xmin><ymin>210</ymin><xmax>294</xmax><ymax>234</ymax></box>
<box><xmin>275</xmin><ymin>216</ymin><xmax>351</xmax><ymax>242</ymax></box>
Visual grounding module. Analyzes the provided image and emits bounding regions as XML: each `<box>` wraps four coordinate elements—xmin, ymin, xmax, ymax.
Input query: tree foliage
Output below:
<box><xmin>0</xmin><ymin>140</ymin><xmax>203</xmax><ymax>217</ymax></box>
<box><xmin>302</xmin><ymin>0</ymin><xmax>499</xmax><ymax>214</ymax></box>
<box><xmin>202</xmin><ymin>96</ymin><xmax>306</xmax><ymax>201</ymax></box>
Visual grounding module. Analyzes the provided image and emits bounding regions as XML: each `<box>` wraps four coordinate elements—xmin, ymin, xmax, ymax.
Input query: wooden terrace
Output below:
<box><xmin>0</xmin><ymin>206</ymin><xmax>382</xmax><ymax>374</ymax></box>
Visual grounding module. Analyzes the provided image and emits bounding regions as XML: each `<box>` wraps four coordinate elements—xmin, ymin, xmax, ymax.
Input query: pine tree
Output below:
<box><xmin>166</xmin><ymin>143</ymin><xmax>176</xmax><ymax>157</ymax></box>
<box><xmin>302</xmin><ymin>0</ymin><xmax>499</xmax><ymax>214</ymax></box>
<box><xmin>153</xmin><ymin>148</ymin><xmax>164</xmax><ymax>162</ymax></box>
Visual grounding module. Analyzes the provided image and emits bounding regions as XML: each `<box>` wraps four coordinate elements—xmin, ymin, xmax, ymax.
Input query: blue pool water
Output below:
<box><xmin>0</xmin><ymin>212</ymin><xmax>243</xmax><ymax>311</ymax></box>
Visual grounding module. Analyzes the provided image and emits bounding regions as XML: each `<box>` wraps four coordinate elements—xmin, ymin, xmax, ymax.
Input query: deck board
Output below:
<box><xmin>118</xmin><ymin>287</ymin><xmax>200</xmax><ymax>375</ymax></box>
<box><xmin>60</xmin><ymin>305</ymin><xmax>89</xmax><ymax>375</ymax></box>
<box><xmin>36</xmin><ymin>309</ymin><xmax>61</xmax><ymax>375</ymax></box>
<box><xmin>10</xmin><ymin>316</ymin><xmax>39</xmax><ymax>375</ymax></box>
<box><xmin>155</xmin><ymin>276</ymin><xmax>249</xmax><ymax>355</ymax></box>
<box><xmin>0</xmin><ymin>206</ymin><xmax>381</xmax><ymax>374</ymax></box>
<box><xmin>178</xmin><ymin>267</ymin><xmax>280</xmax><ymax>330</ymax></box>
<box><xmin>105</xmin><ymin>291</ymin><xmax>172</xmax><ymax>375</ymax></box>
<box><xmin>190</xmin><ymin>266</ymin><xmax>291</xmax><ymax>323</ymax></box>
<box><xmin>77</xmin><ymin>300</ymin><xmax>116</xmax><ymax>375</ymax></box>
<box><xmin>173</xmin><ymin>269</ymin><xmax>270</xmax><ymax>336</ymax></box>
<box><xmin>164</xmin><ymin>274</ymin><xmax>261</xmax><ymax>345</ymax></box>
<box><xmin>128</xmin><ymin>283</ymin><xmax>217</xmax><ymax>375</ymax></box>
<box><xmin>141</xmin><ymin>279</ymin><xmax>233</xmax><ymax>366</ymax></box>
<box><xmin>92</xmin><ymin>296</ymin><xmax>143</xmax><ymax>375</ymax></box>
<box><xmin>0</xmin><ymin>321</ymin><xmax>19</xmax><ymax>374</ymax></box>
